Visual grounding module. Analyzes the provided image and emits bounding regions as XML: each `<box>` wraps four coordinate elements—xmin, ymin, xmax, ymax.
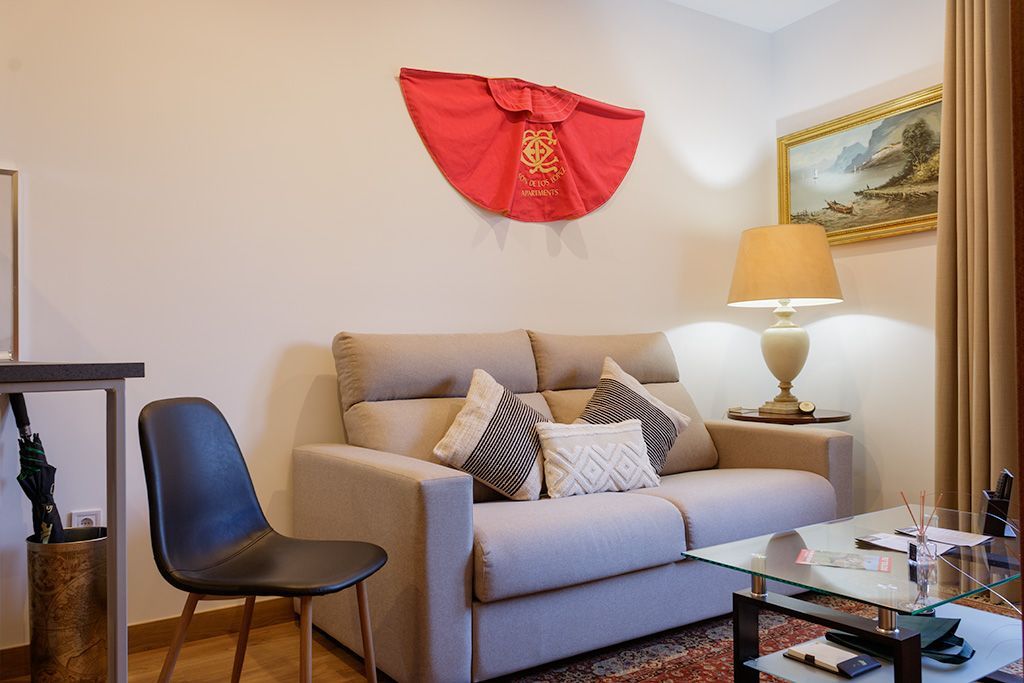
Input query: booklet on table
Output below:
<box><xmin>796</xmin><ymin>549</ymin><xmax>891</xmax><ymax>572</ymax></box>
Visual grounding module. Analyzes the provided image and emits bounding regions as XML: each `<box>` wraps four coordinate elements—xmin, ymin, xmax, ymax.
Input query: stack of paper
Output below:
<box><xmin>856</xmin><ymin>532</ymin><xmax>955</xmax><ymax>556</ymax></box>
<box><xmin>895</xmin><ymin>526</ymin><xmax>991</xmax><ymax>547</ymax></box>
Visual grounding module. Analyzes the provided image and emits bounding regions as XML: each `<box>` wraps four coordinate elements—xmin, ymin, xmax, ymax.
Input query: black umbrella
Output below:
<box><xmin>11</xmin><ymin>393</ymin><xmax>64</xmax><ymax>544</ymax></box>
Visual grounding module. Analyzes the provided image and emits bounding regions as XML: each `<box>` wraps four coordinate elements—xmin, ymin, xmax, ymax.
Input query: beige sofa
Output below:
<box><xmin>294</xmin><ymin>330</ymin><xmax>853</xmax><ymax>682</ymax></box>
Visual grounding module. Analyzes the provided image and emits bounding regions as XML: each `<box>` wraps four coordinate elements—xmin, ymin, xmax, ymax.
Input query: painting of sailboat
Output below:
<box><xmin>778</xmin><ymin>85</ymin><xmax>942</xmax><ymax>245</ymax></box>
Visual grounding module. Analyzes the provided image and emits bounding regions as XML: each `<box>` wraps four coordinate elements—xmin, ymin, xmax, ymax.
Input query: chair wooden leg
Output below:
<box><xmin>299</xmin><ymin>596</ymin><xmax>313</xmax><ymax>683</ymax></box>
<box><xmin>230</xmin><ymin>596</ymin><xmax>256</xmax><ymax>683</ymax></box>
<box><xmin>356</xmin><ymin>581</ymin><xmax>377</xmax><ymax>683</ymax></box>
<box><xmin>158</xmin><ymin>592</ymin><xmax>201</xmax><ymax>683</ymax></box>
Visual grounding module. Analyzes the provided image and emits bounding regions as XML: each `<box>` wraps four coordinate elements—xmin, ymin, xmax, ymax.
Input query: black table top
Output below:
<box><xmin>0</xmin><ymin>361</ymin><xmax>145</xmax><ymax>383</ymax></box>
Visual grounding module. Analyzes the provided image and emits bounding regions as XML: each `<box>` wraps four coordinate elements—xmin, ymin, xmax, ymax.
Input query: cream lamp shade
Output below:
<box><xmin>727</xmin><ymin>223</ymin><xmax>843</xmax><ymax>308</ymax></box>
<box><xmin>727</xmin><ymin>224</ymin><xmax>843</xmax><ymax>414</ymax></box>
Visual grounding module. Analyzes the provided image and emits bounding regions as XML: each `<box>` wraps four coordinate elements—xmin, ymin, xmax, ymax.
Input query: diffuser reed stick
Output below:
<box><xmin>900</xmin><ymin>491</ymin><xmax>920</xmax><ymax>531</ymax></box>
<box><xmin>901</xmin><ymin>490</ymin><xmax>943</xmax><ymax>536</ymax></box>
<box><xmin>923</xmin><ymin>492</ymin><xmax>944</xmax><ymax>535</ymax></box>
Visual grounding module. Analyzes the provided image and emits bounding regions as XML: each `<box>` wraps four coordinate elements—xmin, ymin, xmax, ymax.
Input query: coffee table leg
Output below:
<box><xmin>733</xmin><ymin>592</ymin><xmax>760</xmax><ymax>682</ymax></box>
<box><xmin>876</xmin><ymin>606</ymin><xmax>899</xmax><ymax>634</ymax></box>
<box><xmin>877</xmin><ymin>605</ymin><xmax>921</xmax><ymax>683</ymax></box>
<box><xmin>892</xmin><ymin>629</ymin><xmax>922</xmax><ymax>683</ymax></box>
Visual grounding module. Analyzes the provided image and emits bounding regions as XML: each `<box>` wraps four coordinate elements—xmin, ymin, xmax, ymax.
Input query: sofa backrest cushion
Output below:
<box><xmin>530</xmin><ymin>332</ymin><xmax>718</xmax><ymax>474</ymax></box>
<box><xmin>345</xmin><ymin>393</ymin><xmax>553</xmax><ymax>502</ymax></box>
<box><xmin>529</xmin><ymin>331</ymin><xmax>679</xmax><ymax>390</ymax></box>
<box><xmin>332</xmin><ymin>329</ymin><xmax>718</xmax><ymax>496</ymax></box>
<box><xmin>333</xmin><ymin>330</ymin><xmax>538</xmax><ymax>412</ymax></box>
<box><xmin>333</xmin><ymin>330</ymin><xmax>547</xmax><ymax>502</ymax></box>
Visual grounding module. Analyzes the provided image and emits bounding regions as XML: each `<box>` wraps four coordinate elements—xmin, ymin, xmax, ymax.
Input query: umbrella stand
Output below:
<box><xmin>11</xmin><ymin>393</ymin><xmax>106</xmax><ymax>679</ymax></box>
<box><xmin>27</xmin><ymin>526</ymin><xmax>107</xmax><ymax>680</ymax></box>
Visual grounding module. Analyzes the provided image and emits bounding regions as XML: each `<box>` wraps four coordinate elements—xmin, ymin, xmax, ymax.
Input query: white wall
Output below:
<box><xmin>0</xmin><ymin>0</ymin><xmax>779</xmax><ymax>647</ymax></box>
<box><xmin>770</xmin><ymin>0</ymin><xmax>946</xmax><ymax>513</ymax></box>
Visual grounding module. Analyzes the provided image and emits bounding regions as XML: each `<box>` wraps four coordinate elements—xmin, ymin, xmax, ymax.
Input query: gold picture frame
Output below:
<box><xmin>778</xmin><ymin>85</ymin><xmax>942</xmax><ymax>246</ymax></box>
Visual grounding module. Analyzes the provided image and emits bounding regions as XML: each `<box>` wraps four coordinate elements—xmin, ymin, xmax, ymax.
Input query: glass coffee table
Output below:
<box><xmin>684</xmin><ymin>507</ymin><xmax>1021</xmax><ymax>682</ymax></box>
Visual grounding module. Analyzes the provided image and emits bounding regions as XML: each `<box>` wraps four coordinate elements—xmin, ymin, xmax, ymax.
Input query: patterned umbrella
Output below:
<box><xmin>11</xmin><ymin>393</ymin><xmax>64</xmax><ymax>544</ymax></box>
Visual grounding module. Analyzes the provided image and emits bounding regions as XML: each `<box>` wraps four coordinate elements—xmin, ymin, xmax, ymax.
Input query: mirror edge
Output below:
<box><xmin>0</xmin><ymin>168</ymin><xmax>17</xmax><ymax>361</ymax></box>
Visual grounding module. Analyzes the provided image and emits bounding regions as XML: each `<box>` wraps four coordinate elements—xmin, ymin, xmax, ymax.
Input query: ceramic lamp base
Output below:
<box><xmin>760</xmin><ymin>397</ymin><xmax>801</xmax><ymax>414</ymax></box>
<box><xmin>760</xmin><ymin>301</ymin><xmax>809</xmax><ymax>414</ymax></box>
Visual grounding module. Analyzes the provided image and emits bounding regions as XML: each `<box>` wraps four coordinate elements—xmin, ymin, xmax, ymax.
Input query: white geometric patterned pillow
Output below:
<box><xmin>535</xmin><ymin>419</ymin><xmax>659</xmax><ymax>499</ymax></box>
<box><xmin>575</xmin><ymin>357</ymin><xmax>691</xmax><ymax>474</ymax></box>
<box><xmin>434</xmin><ymin>369</ymin><xmax>545</xmax><ymax>501</ymax></box>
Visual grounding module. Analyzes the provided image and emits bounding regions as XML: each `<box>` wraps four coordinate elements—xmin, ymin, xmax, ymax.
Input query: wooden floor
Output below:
<box><xmin>5</xmin><ymin>619</ymin><xmax>384</xmax><ymax>683</ymax></box>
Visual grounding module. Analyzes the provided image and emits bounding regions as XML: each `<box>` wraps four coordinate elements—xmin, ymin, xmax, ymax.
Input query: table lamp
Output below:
<box><xmin>727</xmin><ymin>224</ymin><xmax>843</xmax><ymax>414</ymax></box>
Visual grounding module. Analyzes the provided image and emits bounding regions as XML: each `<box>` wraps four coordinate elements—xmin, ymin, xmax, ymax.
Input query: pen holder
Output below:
<box><xmin>981</xmin><ymin>490</ymin><xmax>1014</xmax><ymax>537</ymax></box>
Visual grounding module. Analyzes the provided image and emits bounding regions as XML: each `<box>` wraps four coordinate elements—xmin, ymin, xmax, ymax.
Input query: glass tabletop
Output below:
<box><xmin>683</xmin><ymin>507</ymin><xmax>1020</xmax><ymax>615</ymax></box>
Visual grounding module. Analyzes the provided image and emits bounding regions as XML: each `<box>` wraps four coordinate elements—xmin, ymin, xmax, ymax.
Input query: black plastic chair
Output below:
<box><xmin>139</xmin><ymin>397</ymin><xmax>387</xmax><ymax>682</ymax></box>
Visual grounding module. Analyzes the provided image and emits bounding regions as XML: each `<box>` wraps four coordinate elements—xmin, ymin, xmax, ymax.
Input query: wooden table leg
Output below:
<box><xmin>732</xmin><ymin>592</ymin><xmax>761</xmax><ymax>682</ymax></box>
<box><xmin>892</xmin><ymin>628</ymin><xmax>923</xmax><ymax>683</ymax></box>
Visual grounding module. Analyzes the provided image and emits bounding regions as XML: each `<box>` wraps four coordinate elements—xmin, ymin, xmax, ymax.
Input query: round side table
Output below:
<box><xmin>726</xmin><ymin>408</ymin><xmax>851</xmax><ymax>425</ymax></box>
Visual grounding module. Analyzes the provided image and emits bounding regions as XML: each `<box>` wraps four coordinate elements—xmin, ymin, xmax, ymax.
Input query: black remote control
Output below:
<box><xmin>995</xmin><ymin>469</ymin><xmax>1013</xmax><ymax>499</ymax></box>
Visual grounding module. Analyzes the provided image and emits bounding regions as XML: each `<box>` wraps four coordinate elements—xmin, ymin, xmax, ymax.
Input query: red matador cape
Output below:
<box><xmin>399</xmin><ymin>67</ymin><xmax>645</xmax><ymax>222</ymax></box>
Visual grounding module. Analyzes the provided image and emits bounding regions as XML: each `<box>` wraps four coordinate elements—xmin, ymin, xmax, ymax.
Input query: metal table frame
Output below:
<box><xmin>3</xmin><ymin>375</ymin><xmax>130</xmax><ymax>682</ymax></box>
<box><xmin>733</xmin><ymin>573</ymin><xmax>1014</xmax><ymax>682</ymax></box>
<box><xmin>733</xmin><ymin>580</ymin><xmax>922</xmax><ymax>682</ymax></box>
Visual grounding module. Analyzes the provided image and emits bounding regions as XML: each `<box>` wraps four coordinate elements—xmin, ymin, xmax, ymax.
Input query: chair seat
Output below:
<box><xmin>168</xmin><ymin>531</ymin><xmax>387</xmax><ymax>597</ymax></box>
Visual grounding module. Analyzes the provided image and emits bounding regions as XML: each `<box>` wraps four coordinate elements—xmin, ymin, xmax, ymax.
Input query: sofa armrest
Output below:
<box><xmin>293</xmin><ymin>443</ymin><xmax>473</xmax><ymax>683</ymax></box>
<box><xmin>704</xmin><ymin>420</ymin><xmax>853</xmax><ymax>518</ymax></box>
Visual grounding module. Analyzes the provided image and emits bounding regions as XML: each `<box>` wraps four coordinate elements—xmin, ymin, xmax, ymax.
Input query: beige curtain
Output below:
<box><xmin>935</xmin><ymin>0</ymin><xmax>1018</xmax><ymax>515</ymax></box>
<box><xmin>1015</xmin><ymin>0</ymin><xmax>1024</xmax><ymax>541</ymax></box>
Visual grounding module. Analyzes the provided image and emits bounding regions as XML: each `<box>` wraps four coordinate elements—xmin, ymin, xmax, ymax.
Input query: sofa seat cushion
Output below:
<box><xmin>629</xmin><ymin>468</ymin><xmax>836</xmax><ymax>549</ymax></box>
<box><xmin>472</xmin><ymin>493</ymin><xmax>685</xmax><ymax>602</ymax></box>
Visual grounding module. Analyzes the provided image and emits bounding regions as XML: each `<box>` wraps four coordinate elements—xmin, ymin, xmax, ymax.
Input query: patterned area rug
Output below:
<box><xmin>508</xmin><ymin>595</ymin><xmax>1021</xmax><ymax>682</ymax></box>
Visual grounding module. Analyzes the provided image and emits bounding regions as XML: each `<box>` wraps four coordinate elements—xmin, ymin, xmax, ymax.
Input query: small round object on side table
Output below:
<box><xmin>726</xmin><ymin>406</ymin><xmax>850</xmax><ymax>425</ymax></box>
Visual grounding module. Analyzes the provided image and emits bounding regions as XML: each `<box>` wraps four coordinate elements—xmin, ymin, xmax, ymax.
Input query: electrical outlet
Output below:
<box><xmin>70</xmin><ymin>509</ymin><xmax>102</xmax><ymax>527</ymax></box>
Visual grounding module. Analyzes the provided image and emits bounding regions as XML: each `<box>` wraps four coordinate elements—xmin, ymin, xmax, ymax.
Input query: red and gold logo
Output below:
<box><xmin>520</xmin><ymin>129</ymin><xmax>559</xmax><ymax>174</ymax></box>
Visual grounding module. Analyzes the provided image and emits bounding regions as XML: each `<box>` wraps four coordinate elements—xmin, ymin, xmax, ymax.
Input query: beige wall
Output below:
<box><xmin>0</xmin><ymin>0</ymin><xmax>948</xmax><ymax>648</ymax></box>
<box><xmin>770</xmin><ymin>0</ymin><xmax>945</xmax><ymax>513</ymax></box>
<box><xmin>0</xmin><ymin>0</ymin><xmax>780</xmax><ymax>645</ymax></box>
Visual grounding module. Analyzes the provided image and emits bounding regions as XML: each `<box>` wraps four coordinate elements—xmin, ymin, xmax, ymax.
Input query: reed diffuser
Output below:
<box><xmin>901</xmin><ymin>490</ymin><xmax>943</xmax><ymax>592</ymax></box>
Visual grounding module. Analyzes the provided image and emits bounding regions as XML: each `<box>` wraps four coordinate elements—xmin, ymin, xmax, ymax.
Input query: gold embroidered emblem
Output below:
<box><xmin>521</xmin><ymin>129</ymin><xmax>559</xmax><ymax>174</ymax></box>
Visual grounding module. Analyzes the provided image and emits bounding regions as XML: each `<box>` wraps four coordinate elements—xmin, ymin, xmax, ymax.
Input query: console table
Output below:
<box><xmin>1</xmin><ymin>361</ymin><xmax>145</xmax><ymax>682</ymax></box>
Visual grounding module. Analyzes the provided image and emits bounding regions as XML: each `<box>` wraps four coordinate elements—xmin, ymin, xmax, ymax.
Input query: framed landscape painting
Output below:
<box><xmin>778</xmin><ymin>85</ymin><xmax>942</xmax><ymax>246</ymax></box>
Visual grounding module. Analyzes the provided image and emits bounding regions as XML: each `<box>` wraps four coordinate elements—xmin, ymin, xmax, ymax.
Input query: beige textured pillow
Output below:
<box><xmin>575</xmin><ymin>357</ymin><xmax>691</xmax><ymax>474</ymax></box>
<box><xmin>536</xmin><ymin>419</ymin><xmax>659</xmax><ymax>499</ymax></box>
<box><xmin>434</xmin><ymin>369</ymin><xmax>545</xmax><ymax>500</ymax></box>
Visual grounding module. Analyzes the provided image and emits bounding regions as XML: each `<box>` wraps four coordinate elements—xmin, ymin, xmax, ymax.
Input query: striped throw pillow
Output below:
<box><xmin>434</xmin><ymin>369</ymin><xmax>545</xmax><ymax>500</ymax></box>
<box><xmin>575</xmin><ymin>357</ymin><xmax>691</xmax><ymax>474</ymax></box>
